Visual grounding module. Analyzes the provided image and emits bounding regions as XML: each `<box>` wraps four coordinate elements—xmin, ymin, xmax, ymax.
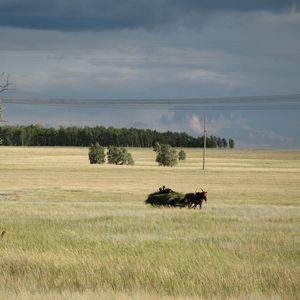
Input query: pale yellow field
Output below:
<box><xmin>0</xmin><ymin>147</ymin><xmax>299</xmax><ymax>299</ymax></box>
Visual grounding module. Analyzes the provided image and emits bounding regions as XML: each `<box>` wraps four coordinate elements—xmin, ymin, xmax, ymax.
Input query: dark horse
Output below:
<box><xmin>183</xmin><ymin>189</ymin><xmax>207</xmax><ymax>209</ymax></box>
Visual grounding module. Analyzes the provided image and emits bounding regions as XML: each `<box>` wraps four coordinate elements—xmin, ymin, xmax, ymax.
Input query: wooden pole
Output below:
<box><xmin>203</xmin><ymin>117</ymin><xmax>206</xmax><ymax>170</ymax></box>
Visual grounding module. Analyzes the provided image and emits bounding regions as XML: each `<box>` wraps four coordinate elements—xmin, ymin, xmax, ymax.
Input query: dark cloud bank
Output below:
<box><xmin>0</xmin><ymin>0</ymin><xmax>299</xmax><ymax>31</ymax></box>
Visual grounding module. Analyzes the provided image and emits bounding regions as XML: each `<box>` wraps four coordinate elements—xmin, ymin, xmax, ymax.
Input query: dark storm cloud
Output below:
<box><xmin>0</xmin><ymin>0</ymin><xmax>299</xmax><ymax>31</ymax></box>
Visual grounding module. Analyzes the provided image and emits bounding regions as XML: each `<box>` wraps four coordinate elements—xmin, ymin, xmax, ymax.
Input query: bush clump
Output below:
<box><xmin>153</xmin><ymin>142</ymin><xmax>177</xmax><ymax>167</ymax></box>
<box><xmin>107</xmin><ymin>146</ymin><xmax>134</xmax><ymax>165</ymax></box>
<box><xmin>178</xmin><ymin>149</ymin><xmax>186</xmax><ymax>161</ymax></box>
<box><xmin>88</xmin><ymin>143</ymin><xmax>106</xmax><ymax>164</ymax></box>
<box><xmin>88</xmin><ymin>144</ymin><xmax>134</xmax><ymax>165</ymax></box>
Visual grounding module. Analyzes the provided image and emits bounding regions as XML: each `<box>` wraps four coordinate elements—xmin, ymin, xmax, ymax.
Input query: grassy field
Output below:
<box><xmin>0</xmin><ymin>147</ymin><xmax>299</xmax><ymax>299</ymax></box>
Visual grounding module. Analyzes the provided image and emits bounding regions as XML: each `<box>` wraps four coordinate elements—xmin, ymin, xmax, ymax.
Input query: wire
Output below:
<box><xmin>2</xmin><ymin>94</ymin><xmax>300</xmax><ymax>110</ymax></box>
<box><xmin>1</xmin><ymin>35</ymin><xmax>300</xmax><ymax>51</ymax></box>
<box><xmin>0</xmin><ymin>51</ymin><xmax>300</xmax><ymax>61</ymax></box>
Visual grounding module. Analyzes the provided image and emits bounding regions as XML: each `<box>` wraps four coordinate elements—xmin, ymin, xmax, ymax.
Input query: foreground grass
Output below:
<box><xmin>0</xmin><ymin>147</ymin><xmax>299</xmax><ymax>299</ymax></box>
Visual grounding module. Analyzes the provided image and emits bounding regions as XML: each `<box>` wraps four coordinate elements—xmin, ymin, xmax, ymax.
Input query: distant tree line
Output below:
<box><xmin>0</xmin><ymin>124</ymin><xmax>234</xmax><ymax>148</ymax></box>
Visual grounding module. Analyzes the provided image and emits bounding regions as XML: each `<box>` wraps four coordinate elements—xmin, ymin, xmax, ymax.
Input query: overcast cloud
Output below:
<box><xmin>0</xmin><ymin>0</ymin><xmax>299</xmax><ymax>31</ymax></box>
<box><xmin>1</xmin><ymin>1</ymin><xmax>300</xmax><ymax>147</ymax></box>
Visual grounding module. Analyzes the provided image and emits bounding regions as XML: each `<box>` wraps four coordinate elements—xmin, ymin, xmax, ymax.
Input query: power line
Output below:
<box><xmin>2</xmin><ymin>94</ymin><xmax>300</xmax><ymax>110</ymax></box>
<box><xmin>1</xmin><ymin>35</ymin><xmax>300</xmax><ymax>51</ymax></box>
<box><xmin>1</xmin><ymin>51</ymin><xmax>300</xmax><ymax>61</ymax></box>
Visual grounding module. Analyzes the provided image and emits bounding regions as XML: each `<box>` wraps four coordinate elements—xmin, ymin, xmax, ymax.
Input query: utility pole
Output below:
<box><xmin>203</xmin><ymin>117</ymin><xmax>207</xmax><ymax>170</ymax></box>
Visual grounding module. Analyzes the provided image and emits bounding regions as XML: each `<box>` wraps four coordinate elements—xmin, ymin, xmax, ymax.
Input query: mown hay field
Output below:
<box><xmin>0</xmin><ymin>147</ymin><xmax>299</xmax><ymax>299</ymax></box>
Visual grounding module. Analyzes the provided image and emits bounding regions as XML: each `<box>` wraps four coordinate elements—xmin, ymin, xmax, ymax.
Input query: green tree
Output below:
<box><xmin>88</xmin><ymin>143</ymin><xmax>106</xmax><ymax>164</ymax></box>
<box><xmin>126</xmin><ymin>152</ymin><xmax>135</xmax><ymax>165</ymax></box>
<box><xmin>153</xmin><ymin>142</ymin><xmax>177</xmax><ymax>167</ymax></box>
<box><xmin>178</xmin><ymin>149</ymin><xmax>186</xmax><ymax>161</ymax></box>
<box><xmin>229</xmin><ymin>138</ymin><xmax>235</xmax><ymax>149</ymax></box>
<box><xmin>107</xmin><ymin>146</ymin><xmax>134</xmax><ymax>165</ymax></box>
<box><xmin>222</xmin><ymin>138</ymin><xmax>228</xmax><ymax>148</ymax></box>
<box><xmin>153</xmin><ymin>141</ymin><xmax>161</xmax><ymax>152</ymax></box>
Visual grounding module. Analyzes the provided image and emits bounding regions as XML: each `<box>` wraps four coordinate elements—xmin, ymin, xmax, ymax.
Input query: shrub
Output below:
<box><xmin>126</xmin><ymin>152</ymin><xmax>135</xmax><ymax>165</ymax></box>
<box><xmin>153</xmin><ymin>141</ymin><xmax>161</xmax><ymax>152</ymax></box>
<box><xmin>88</xmin><ymin>143</ymin><xmax>105</xmax><ymax>164</ymax></box>
<box><xmin>107</xmin><ymin>146</ymin><xmax>134</xmax><ymax>165</ymax></box>
<box><xmin>178</xmin><ymin>149</ymin><xmax>186</xmax><ymax>161</ymax></box>
<box><xmin>153</xmin><ymin>142</ymin><xmax>177</xmax><ymax>167</ymax></box>
<box><xmin>229</xmin><ymin>138</ymin><xmax>235</xmax><ymax>149</ymax></box>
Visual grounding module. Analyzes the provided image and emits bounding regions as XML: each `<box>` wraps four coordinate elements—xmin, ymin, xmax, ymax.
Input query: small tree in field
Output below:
<box><xmin>229</xmin><ymin>138</ymin><xmax>235</xmax><ymax>149</ymax></box>
<box><xmin>153</xmin><ymin>142</ymin><xmax>177</xmax><ymax>167</ymax></box>
<box><xmin>153</xmin><ymin>141</ymin><xmax>161</xmax><ymax>152</ymax></box>
<box><xmin>178</xmin><ymin>149</ymin><xmax>186</xmax><ymax>161</ymax></box>
<box><xmin>88</xmin><ymin>143</ymin><xmax>105</xmax><ymax>164</ymax></box>
<box><xmin>126</xmin><ymin>152</ymin><xmax>135</xmax><ymax>165</ymax></box>
<box><xmin>107</xmin><ymin>146</ymin><xmax>134</xmax><ymax>165</ymax></box>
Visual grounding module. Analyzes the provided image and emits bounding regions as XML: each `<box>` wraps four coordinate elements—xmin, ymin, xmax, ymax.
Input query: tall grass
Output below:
<box><xmin>0</xmin><ymin>147</ymin><xmax>299</xmax><ymax>299</ymax></box>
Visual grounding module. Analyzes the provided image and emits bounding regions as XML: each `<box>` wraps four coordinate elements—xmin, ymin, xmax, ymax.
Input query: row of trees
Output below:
<box><xmin>89</xmin><ymin>142</ymin><xmax>185</xmax><ymax>167</ymax></box>
<box><xmin>0</xmin><ymin>124</ymin><xmax>234</xmax><ymax>148</ymax></box>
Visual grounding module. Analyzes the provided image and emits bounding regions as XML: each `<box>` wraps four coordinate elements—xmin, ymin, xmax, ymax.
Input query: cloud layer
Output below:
<box><xmin>0</xmin><ymin>0</ymin><xmax>299</xmax><ymax>31</ymax></box>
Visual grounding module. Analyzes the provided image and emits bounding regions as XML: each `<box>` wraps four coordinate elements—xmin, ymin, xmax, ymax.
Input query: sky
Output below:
<box><xmin>1</xmin><ymin>0</ymin><xmax>300</xmax><ymax>148</ymax></box>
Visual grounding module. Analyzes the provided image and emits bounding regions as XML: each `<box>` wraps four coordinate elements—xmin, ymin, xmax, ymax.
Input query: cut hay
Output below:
<box><xmin>145</xmin><ymin>191</ymin><xmax>186</xmax><ymax>207</ymax></box>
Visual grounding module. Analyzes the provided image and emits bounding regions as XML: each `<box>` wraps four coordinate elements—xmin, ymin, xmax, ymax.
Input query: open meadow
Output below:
<box><xmin>0</xmin><ymin>147</ymin><xmax>299</xmax><ymax>299</ymax></box>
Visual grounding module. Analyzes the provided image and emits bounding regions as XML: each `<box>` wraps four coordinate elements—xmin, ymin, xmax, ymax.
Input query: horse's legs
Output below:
<box><xmin>200</xmin><ymin>200</ymin><xmax>204</xmax><ymax>209</ymax></box>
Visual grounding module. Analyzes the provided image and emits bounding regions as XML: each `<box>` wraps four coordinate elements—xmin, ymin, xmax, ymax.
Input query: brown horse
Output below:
<box><xmin>183</xmin><ymin>188</ymin><xmax>207</xmax><ymax>209</ymax></box>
